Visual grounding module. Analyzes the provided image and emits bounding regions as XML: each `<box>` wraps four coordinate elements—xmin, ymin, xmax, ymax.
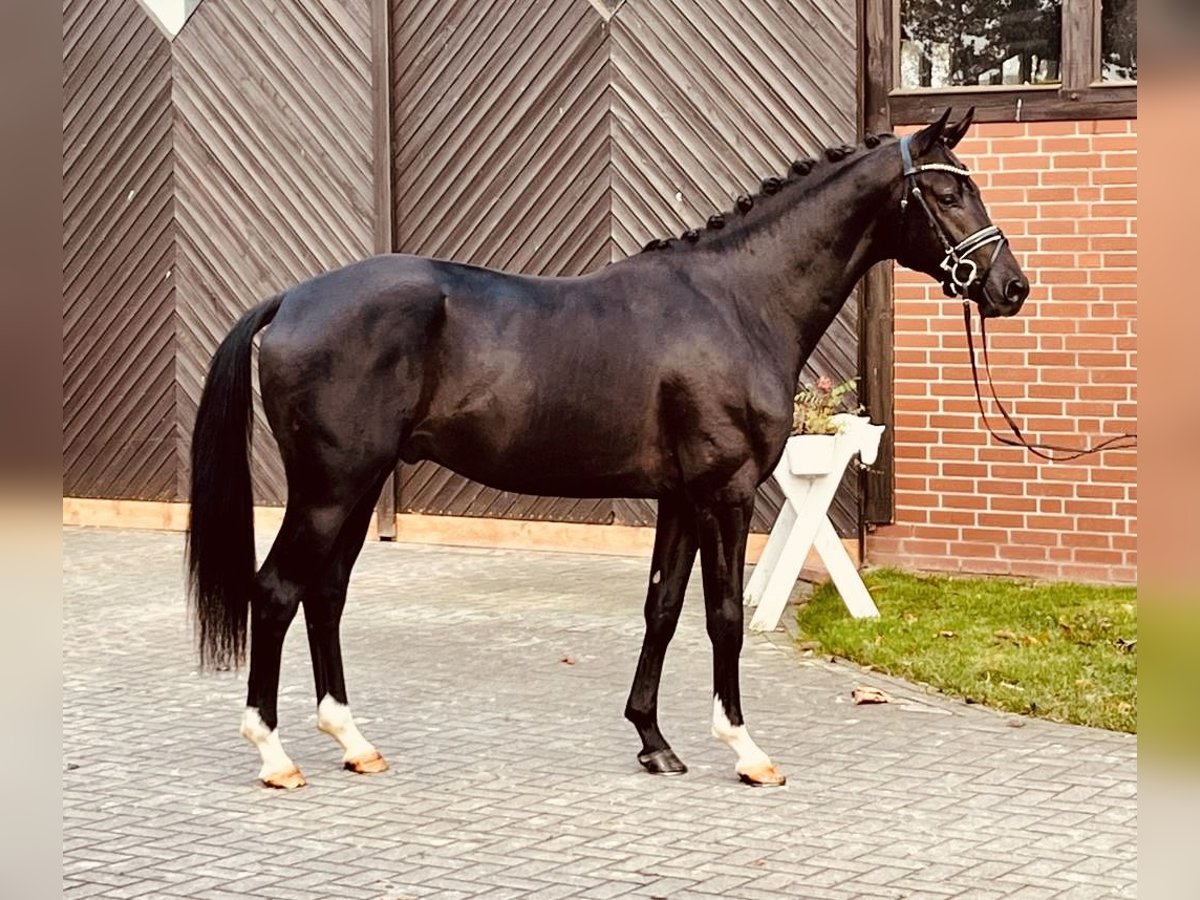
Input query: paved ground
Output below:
<box><xmin>63</xmin><ymin>527</ymin><xmax>1136</xmax><ymax>899</ymax></box>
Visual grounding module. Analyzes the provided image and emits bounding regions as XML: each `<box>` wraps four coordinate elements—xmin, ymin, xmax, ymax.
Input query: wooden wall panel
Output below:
<box><xmin>63</xmin><ymin>0</ymin><xmax>177</xmax><ymax>501</ymax></box>
<box><xmin>171</xmin><ymin>0</ymin><xmax>374</xmax><ymax>504</ymax></box>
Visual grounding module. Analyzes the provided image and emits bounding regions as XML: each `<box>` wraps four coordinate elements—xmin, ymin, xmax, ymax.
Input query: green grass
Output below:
<box><xmin>795</xmin><ymin>569</ymin><xmax>1137</xmax><ymax>732</ymax></box>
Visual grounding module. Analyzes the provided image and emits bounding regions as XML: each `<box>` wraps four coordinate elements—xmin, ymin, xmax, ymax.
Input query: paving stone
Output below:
<box><xmin>64</xmin><ymin>528</ymin><xmax>1136</xmax><ymax>897</ymax></box>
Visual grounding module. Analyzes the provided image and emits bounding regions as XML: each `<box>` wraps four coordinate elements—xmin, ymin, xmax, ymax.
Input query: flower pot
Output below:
<box><xmin>785</xmin><ymin>434</ymin><xmax>837</xmax><ymax>476</ymax></box>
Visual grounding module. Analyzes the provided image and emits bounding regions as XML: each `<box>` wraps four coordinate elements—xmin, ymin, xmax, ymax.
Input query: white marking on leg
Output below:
<box><xmin>240</xmin><ymin>707</ymin><xmax>297</xmax><ymax>781</ymax></box>
<box><xmin>652</xmin><ymin>569</ymin><xmax>662</xmax><ymax>585</ymax></box>
<box><xmin>317</xmin><ymin>695</ymin><xmax>378</xmax><ymax>763</ymax></box>
<box><xmin>711</xmin><ymin>695</ymin><xmax>771</xmax><ymax>775</ymax></box>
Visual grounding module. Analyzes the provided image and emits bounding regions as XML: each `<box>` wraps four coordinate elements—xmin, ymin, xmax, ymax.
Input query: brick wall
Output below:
<box><xmin>866</xmin><ymin>120</ymin><xmax>1137</xmax><ymax>584</ymax></box>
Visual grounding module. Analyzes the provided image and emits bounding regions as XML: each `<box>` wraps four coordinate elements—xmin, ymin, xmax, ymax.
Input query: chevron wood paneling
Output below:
<box><xmin>63</xmin><ymin>0</ymin><xmax>177</xmax><ymax>501</ymax></box>
<box><xmin>172</xmin><ymin>0</ymin><xmax>374</xmax><ymax>504</ymax></box>
<box><xmin>391</xmin><ymin>0</ymin><xmax>860</xmax><ymax>533</ymax></box>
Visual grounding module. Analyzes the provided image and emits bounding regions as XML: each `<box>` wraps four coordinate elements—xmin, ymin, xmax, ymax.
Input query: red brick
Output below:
<box><xmin>941</xmin><ymin>493</ymin><xmax>988</xmax><ymax>510</ymax></box>
<box><xmin>1012</xmin><ymin>530</ymin><xmax>1059</xmax><ymax>546</ymax></box>
<box><xmin>1092</xmin><ymin>168</ymin><xmax>1137</xmax><ymax>185</ymax></box>
<box><xmin>963</xmin><ymin>528</ymin><xmax>1009</xmax><ymax>543</ymax></box>
<box><xmin>1026</xmin><ymin>514</ymin><xmax>1074</xmax><ymax>531</ymax></box>
<box><xmin>1027</xmin><ymin>482</ymin><xmax>1074</xmax><ymax>498</ymax></box>
<box><xmin>900</xmin><ymin>540</ymin><xmax>951</xmax><ymax>556</ymax></box>
<box><xmin>980</xmin><ymin>122</ymin><xmax>1033</xmax><ymax>138</ymax></box>
<box><xmin>993</xmin><ymin>464</ymin><xmax>1038</xmax><ymax>480</ymax></box>
<box><xmin>1027</xmin><ymin>351</ymin><xmax>1074</xmax><ymax>367</ymax></box>
<box><xmin>942</xmin><ymin>462</ymin><xmax>988</xmax><ymax>478</ymax></box>
<box><xmin>928</xmin><ymin>445</ymin><xmax>978</xmax><ymax>461</ymax></box>
<box><xmin>1091</xmin><ymin>236</ymin><xmax>1136</xmax><ymax>251</ymax></box>
<box><xmin>950</xmin><ymin>542</ymin><xmax>999</xmax><ymax>559</ymax></box>
<box><xmin>990</xmin><ymin>496</ymin><xmax>1038</xmax><ymax>512</ymax></box>
<box><xmin>1058</xmin><ymin>564</ymin><xmax>1119</xmax><ymax>584</ymax></box>
<box><xmin>1040</xmin><ymin>137</ymin><xmax>1091</xmax><ymax>153</ymax></box>
<box><xmin>907</xmin><ymin>519</ymin><xmax>961</xmax><ymax>536</ymax></box>
<box><xmin>1102</xmin><ymin>185</ymin><xmax>1137</xmax><ymax>202</ymax></box>
<box><xmin>1091</xmin><ymin>202</ymin><xmax>1137</xmax><ymax>218</ymax></box>
<box><xmin>1042</xmin><ymin>169</ymin><xmax>1090</xmax><ymax>187</ymax></box>
<box><xmin>979</xmin><ymin>512</ymin><xmax>1025</xmax><ymax>529</ymax></box>
<box><xmin>1004</xmin><ymin>544</ymin><xmax>1051</xmax><ymax>560</ymax></box>
<box><xmin>1079</xmin><ymin>385</ymin><xmax>1128</xmax><ymax>400</ymax></box>
<box><xmin>1062</xmin><ymin>532</ymin><xmax>1112</xmax><ymax>549</ymax></box>
<box><xmin>1053</xmin><ymin>153</ymin><xmax>1102</xmax><ymax>169</ymax></box>
<box><xmin>973</xmin><ymin>478</ymin><xmax>1028</xmax><ymax>496</ymax></box>
<box><xmin>1009</xmin><ymin>560</ymin><xmax>1063</xmax><ymax>579</ymax></box>
<box><xmin>1093</xmin><ymin>136</ymin><xmax>1136</xmax><ymax>152</ymax></box>
<box><xmin>1037</xmin><ymin>201</ymin><xmax>1092</xmax><ymax>219</ymax></box>
<box><xmin>930</xmin><ymin>415</ymin><xmax>979</xmax><ymax>430</ymax></box>
<box><xmin>1042</xmin><ymin>286</ymin><xmax>1101</xmax><ymax>302</ymax></box>
<box><xmin>1080</xmin><ymin>219</ymin><xmax>1130</xmax><ymax>235</ymax></box>
<box><xmin>1027</xmin><ymin>383</ymin><xmax>1077</xmax><ymax>400</ymax></box>
<box><xmin>1077</xmin><ymin>516</ymin><xmax>1128</xmax><ymax>533</ymax></box>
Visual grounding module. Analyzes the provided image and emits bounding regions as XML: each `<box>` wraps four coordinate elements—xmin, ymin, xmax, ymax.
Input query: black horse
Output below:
<box><xmin>188</xmin><ymin>109</ymin><xmax>1028</xmax><ymax>788</ymax></box>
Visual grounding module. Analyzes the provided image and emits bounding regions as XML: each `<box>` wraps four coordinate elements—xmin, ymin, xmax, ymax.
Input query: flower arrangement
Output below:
<box><xmin>791</xmin><ymin>376</ymin><xmax>861</xmax><ymax>436</ymax></box>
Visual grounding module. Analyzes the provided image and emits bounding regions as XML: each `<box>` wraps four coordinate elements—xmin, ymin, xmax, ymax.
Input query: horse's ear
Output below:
<box><xmin>943</xmin><ymin>107</ymin><xmax>975</xmax><ymax>149</ymax></box>
<box><xmin>909</xmin><ymin>108</ymin><xmax>952</xmax><ymax>157</ymax></box>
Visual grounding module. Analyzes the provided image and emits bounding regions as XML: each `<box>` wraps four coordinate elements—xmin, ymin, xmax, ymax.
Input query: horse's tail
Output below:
<box><xmin>187</xmin><ymin>293</ymin><xmax>284</xmax><ymax>671</ymax></box>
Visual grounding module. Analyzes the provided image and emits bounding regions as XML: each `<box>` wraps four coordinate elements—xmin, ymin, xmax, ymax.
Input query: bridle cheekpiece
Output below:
<box><xmin>899</xmin><ymin>134</ymin><xmax>1007</xmax><ymax>299</ymax></box>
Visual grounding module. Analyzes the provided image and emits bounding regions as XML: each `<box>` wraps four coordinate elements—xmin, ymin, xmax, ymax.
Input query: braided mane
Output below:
<box><xmin>640</xmin><ymin>133</ymin><xmax>896</xmax><ymax>254</ymax></box>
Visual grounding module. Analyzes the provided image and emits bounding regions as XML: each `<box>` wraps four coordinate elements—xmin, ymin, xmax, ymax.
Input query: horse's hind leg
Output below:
<box><xmin>624</xmin><ymin>495</ymin><xmax>698</xmax><ymax>775</ymax></box>
<box><xmin>307</xmin><ymin>473</ymin><xmax>391</xmax><ymax>774</ymax></box>
<box><xmin>241</xmin><ymin>499</ymin><xmax>352</xmax><ymax>788</ymax></box>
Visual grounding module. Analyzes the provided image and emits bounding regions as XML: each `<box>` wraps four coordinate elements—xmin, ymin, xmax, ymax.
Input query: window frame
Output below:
<box><xmin>874</xmin><ymin>0</ymin><xmax>1136</xmax><ymax>124</ymax></box>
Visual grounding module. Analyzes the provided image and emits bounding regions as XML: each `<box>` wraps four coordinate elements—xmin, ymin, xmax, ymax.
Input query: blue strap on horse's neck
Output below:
<box><xmin>899</xmin><ymin>133</ymin><xmax>916</xmax><ymax>176</ymax></box>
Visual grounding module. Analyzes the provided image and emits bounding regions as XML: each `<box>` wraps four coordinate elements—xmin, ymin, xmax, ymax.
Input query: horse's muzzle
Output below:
<box><xmin>979</xmin><ymin>276</ymin><xmax>1028</xmax><ymax>318</ymax></box>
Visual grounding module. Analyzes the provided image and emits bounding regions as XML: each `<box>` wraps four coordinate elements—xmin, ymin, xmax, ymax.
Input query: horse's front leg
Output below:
<box><xmin>697</xmin><ymin>495</ymin><xmax>787</xmax><ymax>787</ymax></box>
<box><xmin>625</xmin><ymin>494</ymin><xmax>699</xmax><ymax>774</ymax></box>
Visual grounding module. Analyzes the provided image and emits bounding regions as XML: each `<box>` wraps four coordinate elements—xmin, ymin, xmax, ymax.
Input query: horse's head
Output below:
<box><xmin>895</xmin><ymin>108</ymin><xmax>1029</xmax><ymax>318</ymax></box>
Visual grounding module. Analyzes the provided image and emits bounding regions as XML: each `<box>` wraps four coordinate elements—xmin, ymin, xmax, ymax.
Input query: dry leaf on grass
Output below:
<box><xmin>938</xmin><ymin>630</ymin><xmax>956</xmax><ymax>639</ymax></box>
<box><xmin>851</xmin><ymin>686</ymin><xmax>893</xmax><ymax>705</ymax></box>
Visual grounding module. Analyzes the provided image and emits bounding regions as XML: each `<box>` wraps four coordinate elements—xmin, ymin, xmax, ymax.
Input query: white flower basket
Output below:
<box><xmin>785</xmin><ymin>433</ymin><xmax>837</xmax><ymax>476</ymax></box>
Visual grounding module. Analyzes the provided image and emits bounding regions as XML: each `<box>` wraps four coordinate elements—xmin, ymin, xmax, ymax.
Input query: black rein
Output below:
<box><xmin>963</xmin><ymin>302</ymin><xmax>1138</xmax><ymax>461</ymax></box>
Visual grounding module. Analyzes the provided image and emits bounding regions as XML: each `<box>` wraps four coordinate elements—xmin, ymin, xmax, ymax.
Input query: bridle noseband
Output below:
<box><xmin>899</xmin><ymin>134</ymin><xmax>1006</xmax><ymax>299</ymax></box>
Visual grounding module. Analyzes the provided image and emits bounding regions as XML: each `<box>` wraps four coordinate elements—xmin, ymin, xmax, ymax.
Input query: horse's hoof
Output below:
<box><xmin>638</xmin><ymin>748</ymin><xmax>687</xmax><ymax>775</ymax></box>
<box><xmin>737</xmin><ymin>762</ymin><xmax>787</xmax><ymax>787</ymax></box>
<box><xmin>261</xmin><ymin>767</ymin><xmax>307</xmax><ymax>790</ymax></box>
<box><xmin>344</xmin><ymin>751</ymin><xmax>389</xmax><ymax>774</ymax></box>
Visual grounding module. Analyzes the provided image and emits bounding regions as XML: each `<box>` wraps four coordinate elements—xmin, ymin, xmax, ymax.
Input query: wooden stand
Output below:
<box><xmin>745</xmin><ymin>415</ymin><xmax>886</xmax><ymax>632</ymax></box>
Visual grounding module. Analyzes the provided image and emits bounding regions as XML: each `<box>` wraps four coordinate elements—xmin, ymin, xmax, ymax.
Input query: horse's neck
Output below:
<box><xmin>717</xmin><ymin>151</ymin><xmax>899</xmax><ymax>378</ymax></box>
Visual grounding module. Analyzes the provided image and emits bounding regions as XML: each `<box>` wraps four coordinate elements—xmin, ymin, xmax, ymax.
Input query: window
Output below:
<box><xmin>899</xmin><ymin>1</ymin><xmax>1063</xmax><ymax>89</ymax></box>
<box><xmin>868</xmin><ymin>0</ymin><xmax>1136</xmax><ymax>123</ymax></box>
<box><xmin>1100</xmin><ymin>0</ymin><xmax>1136</xmax><ymax>81</ymax></box>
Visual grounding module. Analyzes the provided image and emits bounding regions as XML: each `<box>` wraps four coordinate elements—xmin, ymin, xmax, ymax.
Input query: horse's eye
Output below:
<box><xmin>939</xmin><ymin>192</ymin><xmax>959</xmax><ymax>206</ymax></box>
